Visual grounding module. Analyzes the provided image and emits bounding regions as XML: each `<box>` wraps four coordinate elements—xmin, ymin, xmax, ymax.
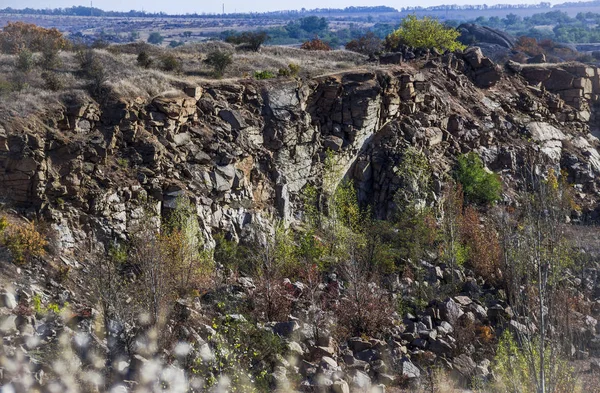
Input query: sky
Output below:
<box><xmin>0</xmin><ymin>0</ymin><xmax>565</xmax><ymax>14</ymax></box>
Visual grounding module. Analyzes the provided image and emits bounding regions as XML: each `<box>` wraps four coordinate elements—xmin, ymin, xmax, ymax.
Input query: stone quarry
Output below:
<box><xmin>3</xmin><ymin>48</ymin><xmax>600</xmax><ymax>392</ymax></box>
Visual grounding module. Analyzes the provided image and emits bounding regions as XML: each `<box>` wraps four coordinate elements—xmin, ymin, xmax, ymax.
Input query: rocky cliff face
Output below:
<box><xmin>2</xmin><ymin>49</ymin><xmax>600</xmax><ymax>249</ymax></box>
<box><xmin>5</xmin><ymin>48</ymin><xmax>600</xmax><ymax>393</ymax></box>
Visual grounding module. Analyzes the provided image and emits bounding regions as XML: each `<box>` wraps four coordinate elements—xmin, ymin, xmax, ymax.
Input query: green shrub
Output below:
<box><xmin>204</xmin><ymin>50</ymin><xmax>233</xmax><ymax>78</ymax></box>
<box><xmin>16</xmin><ymin>49</ymin><xmax>35</xmax><ymax>73</ymax></box>
<box><xmin>147</xmin><ymin>32</ymin><xmax>164</xmax><ymax>45</ymax></box>
<box><xmin>32</xmin><ymin>294</ymin><xmax>43</xmax><ymax>314</ymax></box>
<box><xmin>169</xmin><ymin>40</ymin><xmax>184</xmax><ymax>48</ymax></box>
<box><xmin>288</xmin><ymin>63</ymin><xmax>300</xmax><ymax>76</ymax></box>
<box><xmin>385</xmin><ymin>15</ymin><xmax>466</xmax><ymax>52</ymax></box>
<box><xmin>0</xmin><ymin>216</ymin><xmax>7</xmax><ymax>232</ymax></box>
<box><xmin>493</xmin><ymin>330</ymin><xmax>578</xmax><ymax>393</ymax></box>
<box><xmin>196</xmin><ymin>316</ymin><xmax>285</xmax><ymax>392</ymax></box>
<box><xmin>0</xmin><ymin>79</ymin><xmax>12</xmax><ymax>95</ymax></box>
<box><xmin>455</xmin><ymin>152</ymin><xmax>502</xmax><ymax>205</ymax></box>
<box><xmin>41</xmin><ymin>71</ymin><xmax>64</xmax><ymax>91</ymax></box>
<box><xmin>278</xmin><ymin>63</ymin><xmax>300</xmax><ymax>77</ymax></box>
<box><xmin>39</xmin><ymin>47</ymin><xmax>61</xmax><ymax>70</ymax></box>
<box><xmin>136</xmin><ymin>51</ymin><xmax>152</xmax><ymax>68</ymax></box>
<box><xmin>213</xmin><ymin>232</ymin><xmax>252</xmax><ymax>273</ymax></box>
<box><xmin>253</xmin><ymin>70</ymin><xmax>276</xmax><ymax>80</ymax></box>
<box><xmin>76</xmin><ymin>48</ymin><xmax>107</xmax><ymax>97</ymax></box>
<box><xmin>11</xmin><ymin>73</ymin><xmax>30</xmax><ymax>91</ymax></box>
<box><xmin>160</xmin><ymin>54</ymin><xmax>181</xmax><ymax>72</ymax></box>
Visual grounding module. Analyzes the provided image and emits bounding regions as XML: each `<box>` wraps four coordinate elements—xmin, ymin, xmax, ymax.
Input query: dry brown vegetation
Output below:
<box><xmin>0</xmin><ymin>39</ymin><xmax>366</xmax><ymax>117</ymax></box>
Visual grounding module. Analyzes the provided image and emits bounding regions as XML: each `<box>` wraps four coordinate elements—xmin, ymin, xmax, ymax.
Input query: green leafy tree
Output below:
<box><xmin>455</xmin><ymin>152</ymin><xmax>502</xmax><ymax>205</ymax></box>
<box><xmin>385</xmin><ymin>15</ymin><xmax>466</xmax><ymax>52</ymax></box>
<box><xmin>299</xmin><ymin>16</ymin><xmax>328</xmax><ymax>33</ymax></box>
<box><xmin>225</xmin><ymin>31</ymin><xmax>269</xmax><ymax>52</ymax></box>
<box><xmin>498</xmin><ymin>166</ymin><xmax>577</xmax><ymax>393</ymax></box>
<box><xmin>147</xmin><ymin>32</ymin><xmax>164</xmax><ymax>45</ymax></box>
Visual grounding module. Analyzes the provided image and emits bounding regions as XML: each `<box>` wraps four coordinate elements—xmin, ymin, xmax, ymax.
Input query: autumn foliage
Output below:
<box><xmin>460</xmin><ymin>206</ymin><xmax>502</xmax><ymax>284</ymax></box>
<box><xmin>513</xmin><ymin>36</ymin><xmax>578</xmax><ymax>62</ymax></box>
<box><xmin>514</xmin><ymin>36</ymin><xmax>544</xmax><ymax>56</ymax></box>
<box><xmin>300</xmin><ymin>37</ymin><xmax>331</xmax><ymax>51</ymax></box>
<box><xmin>345</xmin><ymin>32</ymin><xmax>382</xmax><ymax>58</ymax></box>
<box><xmin>1</xmin><ymin>219</ymin><xmax>48</xmax><ymax>265</ymax></box>
<box><xmin>0</xmin><ymin>22</ymin><xmax>69</xmax><ymax>54</ymax></box>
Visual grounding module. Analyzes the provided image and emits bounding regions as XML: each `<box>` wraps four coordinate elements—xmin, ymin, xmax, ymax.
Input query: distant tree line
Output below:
<box><xmin>221</xmin><ymin>16</ymin><xmax>397</xmax><ymax>48</ymax></box>
<box><xmin>464</xmin><ymin>10</ymin><xmax>600</xmax><ymax>43</ymax></box>
<box><xmin>402</xmin><ymin>2</ymin><xmax>551</xmax><ymax>11</ymax></box>
<box><xmin>0</xmin><ymin>5</ymin><xmax>397</xmax><ymax>19</ymax></box>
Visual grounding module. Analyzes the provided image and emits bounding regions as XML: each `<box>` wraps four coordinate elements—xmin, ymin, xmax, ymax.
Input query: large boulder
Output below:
<box><xmin>439</xmin><ymin>298</ymin><xmax>464</xmax><ymax>325</ymax></box>
<box><xmin>401</xmin><ymin>359</ymin><xmax>421</xmax><ymax>379</ymax></box>
<box><xmin>526</xmin><ymin>122</ymin><xmax>566</xmax><ymax>142</ymax></box>
<box><xmin>451</xmin><ymin>354</ymin><xmax>477</xmax><ymax>386</ymax></box>
<box><xmin>461</xmin><ymin>47</ymin><xmax>502</xmax><ymax>88</ymax></box>
<box><xmin>332</xmin><ymin>380</ymin><xmax>350</xmax><ymax>393</ymax></box>
<box><xmin>458</xmin><ymin>23</ymin><xmax>516</xmax><ymax>49</ymax></box>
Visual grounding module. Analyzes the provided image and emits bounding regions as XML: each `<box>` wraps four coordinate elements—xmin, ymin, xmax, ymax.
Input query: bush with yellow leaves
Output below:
<box><xmin>1</xmin><ymin>218</ymin><xmax>47</xmax><ymax>265</ymax></box>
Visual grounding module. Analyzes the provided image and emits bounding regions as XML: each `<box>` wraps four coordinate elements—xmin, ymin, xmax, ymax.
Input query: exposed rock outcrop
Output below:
<box><xmin>2</xmin><ymin>55</ymin><xmax>600</xmax><ymax>246</ymax></box>
<box><xmin>458</xmin><ymin>23</ymin><xmax>517</xmax><ymax>49</ymax></box>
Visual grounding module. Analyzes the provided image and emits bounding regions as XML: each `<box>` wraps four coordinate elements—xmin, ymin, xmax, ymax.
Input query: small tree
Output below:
<box><xmin>147</xmin><ymin>32</ymin><xmax>164</xmax><ymax>45</ymax></box>
<box><xmin>129</xmin><ymin>30</ymin><xmax>140</xmax><ymax>41</ymax></box>
<box><xmin>455</xmin><ymin>152</ymin><xmax>502</xmax><ymax>205</ymax></box>
<box><xmin>225</xmin><ymin>31</ymin><xmax>269</xmax><ymax>52</ymax></box>
<box><xmin>0</xmin><ymin>21</ymin><xmax>69</xmax><ymax>54</ymax></box>
<box><xmin>440</xmin><ymin>182</ymin><xmax>465</xmax><ymax>283</ymax></box>
<box><xmin>345</xmin><ymin>32</ymin><xmax>382</xmax><ymax>58</ymax></box>
<box><xmin>169</xmin><ymin>40</ymin><xmax>184</xmax><ymax>48</ymax></box>
<box><xmin>41</xmin><ymin>71</ymin><xmax>64</xmax><ymax>91</ymax></box>
<box><xmin>498</xmin><ymin>162</ymin><xmax>576</xmax><ymax>393</ymax></box>
<box><xmin>336</xmin><ymin>241</ymin><xmax>394</xmax><ymax>338</ymax></box>
<box><xmin>160</xmin><ymin>54</ymin><xmax>181</xmax><ymax>72</ymax></box>
<box><xmin>385</xmin><ymin>15</ymin><xmax>466</xmax><ymax>52</ymax></box>
<box><xmin>16</xmin><ymin>48</ymin><xmax>35</xmax><ymax>73</ymax></box>
<box><xmin>204</xmin><ymin>50</ymin><xmax>233</xmax><ymax>78</ymax></box>
<box><xmin>2</xmin><ymin>220</ymin><xmax>47</xmax><ymax>265</ymax></box>
<box><xmin>136</xmin><ymin>51</ymin><xmax>152</xmax><ymax>68</ymax></box>
<box><xmin>39</xmin><ymin>46</ymin><xmax>62</xmax><ymax>70</ymax></box>
<box><xmin>77</xmin><ymin>48</ymin><xmax>107</xmax><ymax>98</ymax></box>
<box><xmin>393</xmin><ymin>146</ymin><xmax>437</xmax><ymax>262</ymax></box>
<box><xmin>300</xmin><ymin>37</ymin><xmax>331</xmax><ymax>51</ymax></box>
<box><xmin>299</xmin><ymin>16</ymin><xmax>328</xmax><ymax>33</ymax></box>
<box><xmin>251</xmin><ymin>223</ymin><xmax>297</xmax><ymax>322</ymax></box>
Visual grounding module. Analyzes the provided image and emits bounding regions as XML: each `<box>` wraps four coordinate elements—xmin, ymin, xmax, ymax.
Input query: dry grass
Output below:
<box><xmin>0</xmin><ymin>41</ymin><xmax>368</xmax><ymax>117</ymax></box>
